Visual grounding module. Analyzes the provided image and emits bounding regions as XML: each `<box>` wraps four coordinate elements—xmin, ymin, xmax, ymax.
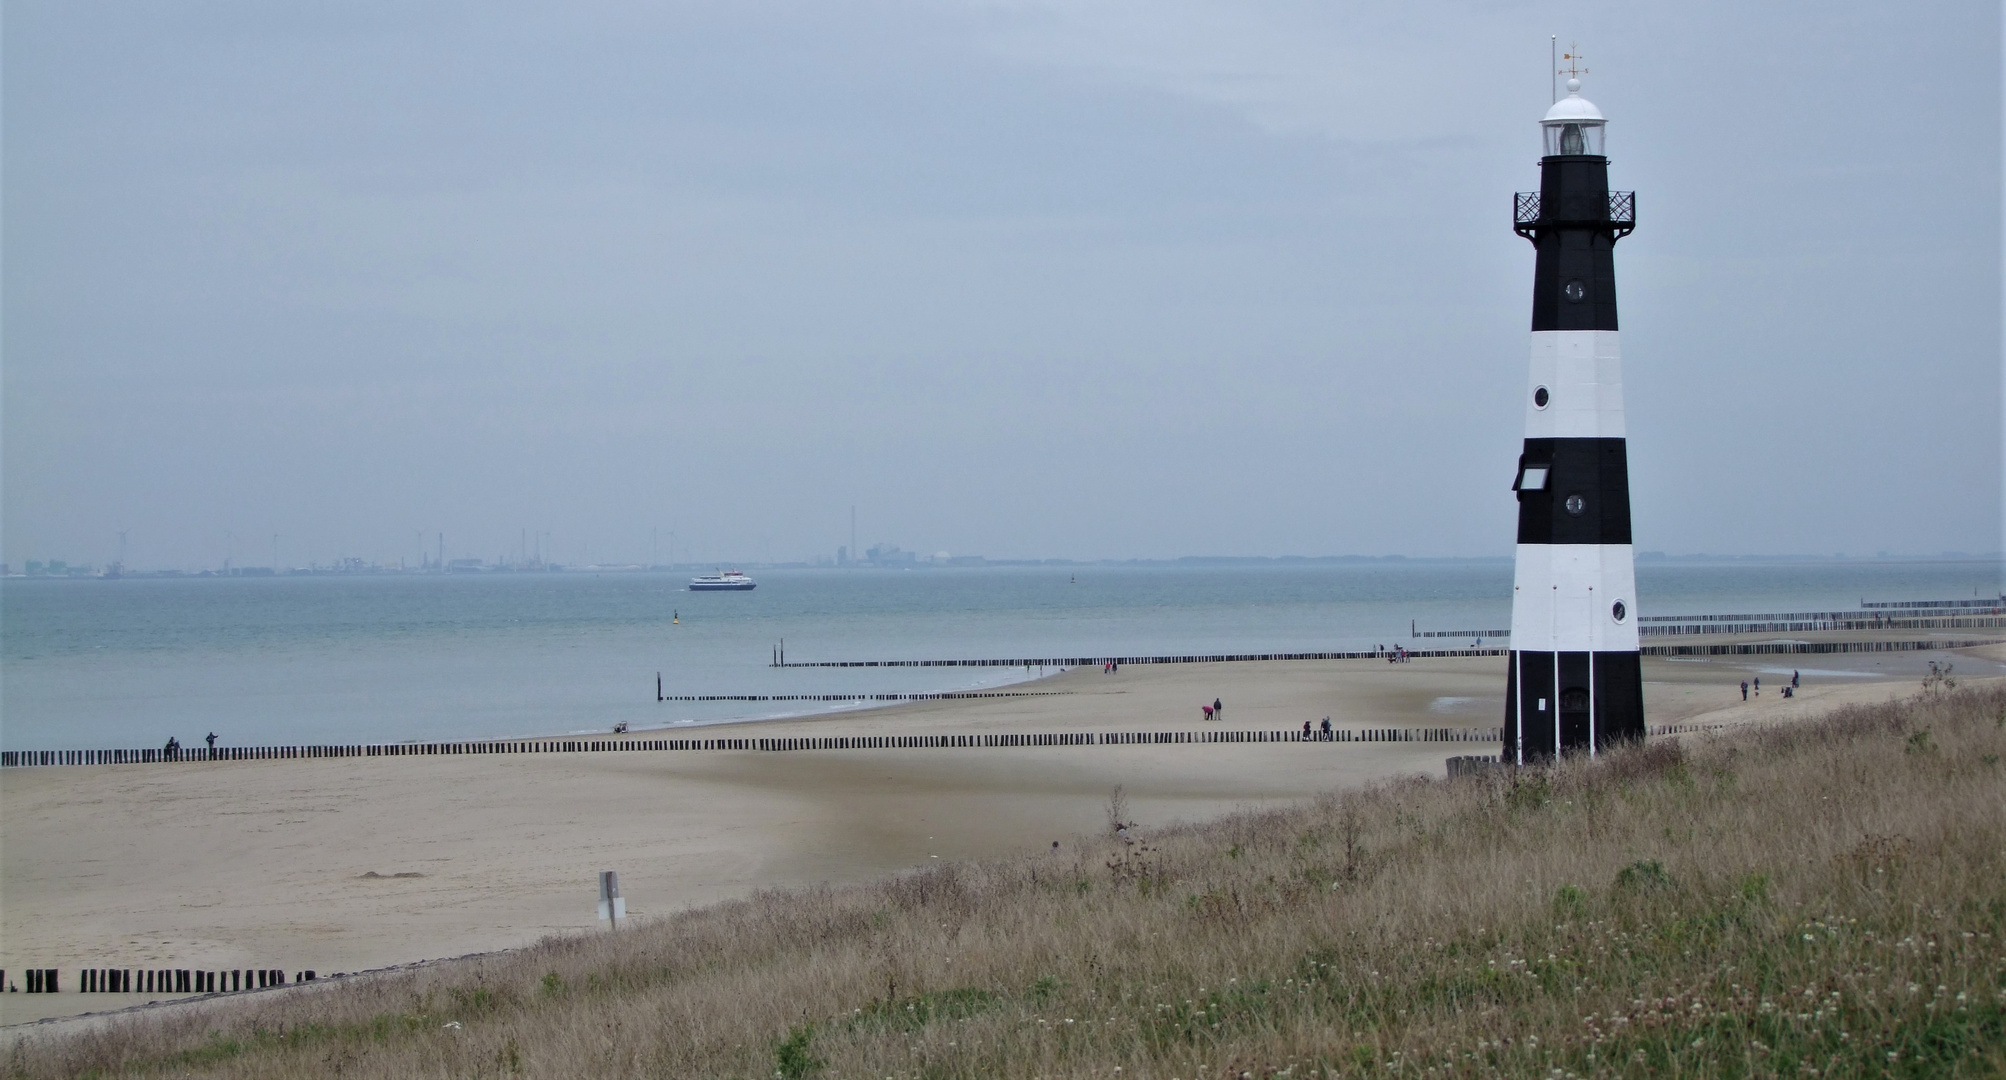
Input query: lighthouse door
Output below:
<box><xmin>1555</xmin><ymin>651</ymin><xmax>1595</xmax><ymax>753</ymax></box>
<box><xmin>1558</xmin><ymin>685</ymin><xmax>1591</xmax><ymax>751</ymax></box>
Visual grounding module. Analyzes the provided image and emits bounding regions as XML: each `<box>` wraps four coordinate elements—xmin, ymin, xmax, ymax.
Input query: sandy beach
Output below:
<box><xmin>4</xmin><ymin>642</ymin><xmax>1998</xmax><ymax>1026</ymax></box>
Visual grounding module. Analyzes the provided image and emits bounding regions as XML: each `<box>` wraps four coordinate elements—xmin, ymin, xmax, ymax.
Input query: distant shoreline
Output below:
<box><xmin>4</xmin><ymin>553</ymin><xmax>1999</xmax><ymax>581</ymax></box>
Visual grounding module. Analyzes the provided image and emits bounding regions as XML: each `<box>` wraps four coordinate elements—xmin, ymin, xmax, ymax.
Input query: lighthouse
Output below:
<box><xmin>1503</xmin><ymin>74</ymin><xmax>1643</xmax><ymax>763</ymax></box>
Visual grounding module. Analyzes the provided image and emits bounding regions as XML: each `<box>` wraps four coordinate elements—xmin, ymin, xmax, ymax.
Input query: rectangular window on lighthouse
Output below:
<box><xmin>1518</xmin><ymin>465</ymin><xmax>1549</xmax><ymax>491</ymax></box>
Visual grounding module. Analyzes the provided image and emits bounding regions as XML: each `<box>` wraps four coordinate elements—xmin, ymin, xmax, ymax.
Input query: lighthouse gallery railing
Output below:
<box><xmin>1513</xmin><ymin>191</ymin><xmax>1635</xmax><ymax>238</ymax></box>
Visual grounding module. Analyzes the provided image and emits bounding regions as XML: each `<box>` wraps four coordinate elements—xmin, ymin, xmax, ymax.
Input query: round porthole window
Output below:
<box><xmin>1564</xmin><ymin>494</ymin><xmax>1586</xmax><ymax>516</ymax></box>
<box><xmin>1564</xmin><ymin>280</ymin><xmax>1586</xmax><ymax>302</ymax></box>
<box><xmin>1533</xmin><ymin>386</ymin><xmax>1550</xmax><ymax>409</ymax></box>
<box><xmin>1612</xmin><ymin>600</ymin><xmax>1627</xmax><ymax>623</ymax></box>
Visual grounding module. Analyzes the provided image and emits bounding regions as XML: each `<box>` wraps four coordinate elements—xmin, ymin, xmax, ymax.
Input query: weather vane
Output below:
<box><xmin>1558</xmin><ymin>44</ymin><xmax>1588</xmax><ymax>83</ymax></box>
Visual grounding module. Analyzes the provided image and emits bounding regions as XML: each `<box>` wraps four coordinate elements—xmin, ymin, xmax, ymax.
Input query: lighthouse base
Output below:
<box><xmin>1503</xmin><ymin>649</ymin><xmax>1643</xmax><ymax>763</ymax></box>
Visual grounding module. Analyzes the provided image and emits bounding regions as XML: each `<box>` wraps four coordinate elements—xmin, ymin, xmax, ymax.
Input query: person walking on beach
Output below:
<box><xmin>205</xmin><ymin>732</ymin><xmax>217</xmax><ymax>750</ymax></box>
<box><xmin>1302</xmin><ymin>720</ymin><xmax>1312</xmax><ymax>739</ymax></box>
<box><xmin>1792</xmin><ymin>669</ymin><xmax>1800</xmax><ymax>688</ymax></box>
<box><xmin>1740</xmin><ymin>680</ymin><xmax>1748</xmax><ymax>701</ymax></box>
<box><xmin>1320</xmin><ymin>717</ymin><xmax>1333</xmax><ymax>741</ymax></box>
<box><xmin>1753</xmin><ymin>676</ymin><xmax>1761</xmax><ymax>696</ymax></box>
<box><xmin>1213</xmin><ymin>697</ymin><xmax>1223</xmax><ymax>721</ymax></box>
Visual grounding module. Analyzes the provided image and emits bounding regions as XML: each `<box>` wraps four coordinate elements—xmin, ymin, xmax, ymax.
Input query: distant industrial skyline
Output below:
<box><xmin>7</xmin><ymin>539</ymin><xmax>1997</xmax><ymax>580</ymax></box>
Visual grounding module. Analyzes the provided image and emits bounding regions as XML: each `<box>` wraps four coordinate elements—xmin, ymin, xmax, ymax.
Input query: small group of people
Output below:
<box><xmin>1376</xmin><ymin>644</ymin><xmax>1410</xmax><ymax>664</ymax></box>
<box><xmin>1740</xmin><ymin>670</ymin><xmax>1800</xmax><ymax>701</ymax></box>
<box><xmin>1200</xmin><ymin>697</ymin><xmax>1223</xmax><ymax>721</ymax></box>
<box><xmin>1301</xmin><ymin>717</ymin><xmax>1334</xmax><ymax>740</ymax></box>
<box><xmin>1101</xmin><ymin>660</ymin><xmax>1121</xmax><ymax>673</ymax></box>
<box><xmin>165</xmin><ymin>732</ymin><xmax>220</xmax><ymax>755</ymax></box>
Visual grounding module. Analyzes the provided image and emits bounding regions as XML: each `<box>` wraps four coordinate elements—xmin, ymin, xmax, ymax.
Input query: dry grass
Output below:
<box><xmin>8</xmin><ymin>683</ymin><xmax>2005</xmax><ymax>1079</ymax></box>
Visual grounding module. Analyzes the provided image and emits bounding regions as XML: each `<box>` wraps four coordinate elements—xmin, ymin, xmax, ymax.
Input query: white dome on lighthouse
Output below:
<box><xmin>1540</xmin><ymin>79</ymin><xmax>1606</xmax><ymax>156</ymax></box>
<box><xmin>1542</xmin><ymin>80</ymin><xmax>1604</xmax><ymax>124</ymax></box>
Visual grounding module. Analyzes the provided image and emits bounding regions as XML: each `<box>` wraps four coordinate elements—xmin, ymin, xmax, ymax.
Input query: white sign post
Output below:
<box><xmin>597</xmin><ymin>870</ymin><xmax>625</xmax><ymax>929</ymax></box>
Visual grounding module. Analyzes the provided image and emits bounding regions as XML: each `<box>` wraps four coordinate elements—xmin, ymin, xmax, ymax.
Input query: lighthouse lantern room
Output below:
<box><xmin>1504</xmin><ymin>73</ymin><xmax>1645</xmax><ymax>763</ymax></box>
<box><xmin>1540</xmin><ymin>91</ymin><xmax>1606</xmax><ymax>156</ymax></box>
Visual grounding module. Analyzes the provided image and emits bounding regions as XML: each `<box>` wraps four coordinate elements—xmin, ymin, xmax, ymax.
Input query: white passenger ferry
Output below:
<box><xmin>688</xmin><ymin>569</ymin><xmax>756</xmax><ymax>591</ymax></box>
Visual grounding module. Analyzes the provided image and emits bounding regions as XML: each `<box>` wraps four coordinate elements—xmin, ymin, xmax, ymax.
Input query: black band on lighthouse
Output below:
<box><xmin>1514</xmin><ymin>437</ymin><xmax>1632</xmax><ymax>545</ymax></box>
<box><xmin>1504</xmin><ymin>651</ymin><xmax>1646</xmax><ymax>758</ymax></box>
<box><xmin>1522</xmin><ymin>156</ymin><xmax>1629</xmax><ymax>332</ymax></box>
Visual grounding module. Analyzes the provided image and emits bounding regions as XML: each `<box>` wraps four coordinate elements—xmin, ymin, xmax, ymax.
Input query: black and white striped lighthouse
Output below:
<box><xmin>1503</xmin><ymin>75</ymin><xmax>1644</xmax><ymax>763</ymax></box>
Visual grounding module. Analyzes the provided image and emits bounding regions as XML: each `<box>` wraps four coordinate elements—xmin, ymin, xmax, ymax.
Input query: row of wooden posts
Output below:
<box><xmin>3</xmin><ymin>728</ymin><xmax>1507</xmax><ymax>768</ymax></box>
<box><xmin>779</xmin><ymin>647</ymin><xmax>1507</xmax><ymax>667</ymax></box>
<box><xmin>10</xmin><ymin>969</ymin><xmax>313</xmax><ymax>994</ymax></box>
<box><xmin>752</xmin><ymin>727</ymin><xmax>1506</xmax><ymax>751</ymax></box>
<box><xmin>1640</xmin><ymin>616</ymin><xmax>2006</xmax><ymax>636</ymax></box>
<box><xmin>772</xmin><ymin>637</ymin><xmax>1994</xmax><ymax>668</ymax></box>
<box><xmin>1</xmin><ymin>706</ymin><xmax>1833</xmax><ymax>770</ymax></box>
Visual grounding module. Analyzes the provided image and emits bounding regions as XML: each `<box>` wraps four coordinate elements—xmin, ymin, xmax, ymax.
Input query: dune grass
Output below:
<box><xmin>8</xmin><ymin>681</ymin><xmax>2004</xmax><ymax>1079</ymax></box>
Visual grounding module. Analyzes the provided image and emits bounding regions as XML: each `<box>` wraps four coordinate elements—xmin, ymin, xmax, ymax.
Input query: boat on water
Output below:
<box><xmin>688</xmin><ymin>569</ymin><xmax>756</xmax><ymax>591</ymax></box>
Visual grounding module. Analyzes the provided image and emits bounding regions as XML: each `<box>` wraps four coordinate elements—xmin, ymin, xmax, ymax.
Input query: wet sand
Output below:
<box><xmin>5</xmin><ymin>643</ymin><xmax>1997</xmax><ymax>1027</ymax></box>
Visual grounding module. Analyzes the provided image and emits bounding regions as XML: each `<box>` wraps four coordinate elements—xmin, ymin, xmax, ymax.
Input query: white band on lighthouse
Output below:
<box><xmin>1524</xmin><ymin>331</ymin><xmax>1625</xmax><ymax>439</ymax></box>
<box><xmin>1509</xmin><ymin>543</ymin><xmax>1639</xmax><ymax>652</ymax></box>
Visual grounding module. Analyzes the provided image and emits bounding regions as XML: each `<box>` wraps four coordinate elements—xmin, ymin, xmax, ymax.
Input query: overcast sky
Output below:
<box><xmin>4</xmin><ymin>0</ymin><xmax>1999</xmax><ymax>569</ymax></box>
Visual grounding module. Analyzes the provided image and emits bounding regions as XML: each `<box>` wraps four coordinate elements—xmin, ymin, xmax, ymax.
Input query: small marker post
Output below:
<box><xmin>597</xmin><ymin>871</ymin><xmax>624</xmax><ymax>930</ymax></box>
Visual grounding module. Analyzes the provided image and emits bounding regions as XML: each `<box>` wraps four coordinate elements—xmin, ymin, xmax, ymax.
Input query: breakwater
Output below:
<box><xmin>1642</xmin><ymin>616</ymin><xmax>2006</xmax><ymax>636</ymax></box>
<box><xmin>1860</xmin><ymin>597</ymin><xmax>2004</xmax><ymax>609</ymax></box>
<box><xmin>1638</xmin><ymin>606</ymin><xmax>2002</xmax><ymax>623</ymax></box>
<box><xmin>9</xmin><ymin>968</ymin><xmax>312</xmax><ymax>995</ymax></box>
<box><xmin>776</xmin><ymin>648</ymin><xmax>1509</xmax><ymax>668</ymax></box>
<box><xmin>2</xmin><ymin>716</ymin><xmax>1793</xmax><ymax>769</ymax></box>
<box><xmin>1414</xmin><ymin>603</ymin><xmax>2005</xmax><ymax>639</ymax></box>
<box><xmin>1415</xmin><ymin>617</ymin><xmax>2006</xmax><ymax>638</ymax></box>
<box><xmin>773</xmin><ymin>638</ymin><xmax>1995</xmax><ymax>668</ymax></box>
<box><xmin>1641</xmin><ymin>638</ymin><xmax>2000</xmax><ymax>657</ymax></box>
<box><xmin>3</xmin><ymin>727</ymin><xmax>1504</xmax><ymax>769</ymax></box>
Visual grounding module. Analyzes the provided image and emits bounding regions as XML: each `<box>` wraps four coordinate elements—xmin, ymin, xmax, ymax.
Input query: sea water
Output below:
<box><xmin>1</xmin><ymin>560</ymin><xmax>1997</xmax><ymax>750</ymax></box>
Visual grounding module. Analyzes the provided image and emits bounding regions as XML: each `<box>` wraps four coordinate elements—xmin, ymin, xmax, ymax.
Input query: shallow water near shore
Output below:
<box><xmin>2</xmin><ymin>559</ymin><xmax>1996</xmax><ymax>750</ymax></box>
